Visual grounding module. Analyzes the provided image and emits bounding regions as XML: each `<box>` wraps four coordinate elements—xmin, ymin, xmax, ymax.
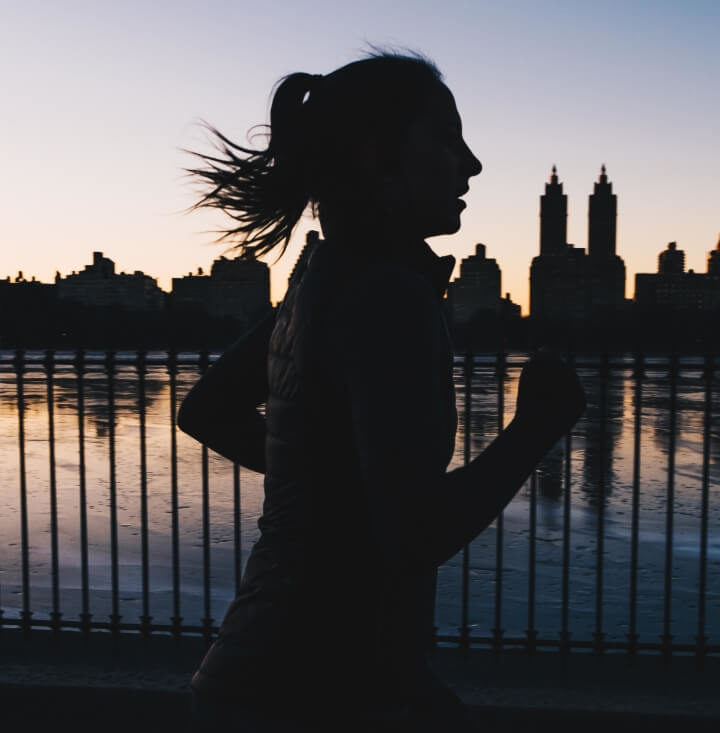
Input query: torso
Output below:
<box><xmin>191</xmin><ymin>239</ymin><xmax>457</xmax><ymax>713</ymax></box>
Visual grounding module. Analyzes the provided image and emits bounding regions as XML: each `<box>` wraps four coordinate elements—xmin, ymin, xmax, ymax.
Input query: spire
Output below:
<box><xmin>716</xmin><ymin>233</ymin><xmax>720</xmax><ymax>250</ymax></box>
<box><xmin>540</xmin><ymin>166</ymin><xmax>567</xmax><ymax>255</ymax></box>
<box><xmin>588</xmin><ymin>164</ymin><xmax>617</xmax><ymax>258</ymax></box>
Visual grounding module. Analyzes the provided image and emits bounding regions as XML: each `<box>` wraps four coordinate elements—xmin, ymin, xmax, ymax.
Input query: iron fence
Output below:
<box><xmin>0</xmin><ymin>349</ymin><xmax>717</xmax><ymax>666</ymax></box>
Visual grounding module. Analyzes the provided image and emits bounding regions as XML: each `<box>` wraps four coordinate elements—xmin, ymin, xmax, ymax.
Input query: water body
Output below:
<box><xmin>0</xmin><ymin>351</ymin><xmax>718</xmax><ymax>648</ymax></box>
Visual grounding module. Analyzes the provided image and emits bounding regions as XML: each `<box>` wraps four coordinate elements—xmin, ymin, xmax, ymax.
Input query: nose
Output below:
<box><xmin>463</xmin><ymin>141</ymin><xmax>482</xmax><ymax>177</ymax></box>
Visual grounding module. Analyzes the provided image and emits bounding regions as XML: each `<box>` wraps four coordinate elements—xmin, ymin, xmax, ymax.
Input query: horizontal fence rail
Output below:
<box><xmin>0</xmin><ymin>349</ymin><xmax>717</xmax><ymax>666</ymax></box>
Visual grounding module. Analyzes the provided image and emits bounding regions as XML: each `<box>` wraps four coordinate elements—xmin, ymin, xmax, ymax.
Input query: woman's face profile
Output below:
<box><xmin>395</xmin><ymin>83</ymin><xmax>482</xmax><ymax>239</ymax></box>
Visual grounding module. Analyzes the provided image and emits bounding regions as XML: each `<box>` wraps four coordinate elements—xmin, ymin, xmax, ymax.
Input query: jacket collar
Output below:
<box><xmin>315</xmin><ymin>235</ymin><xmax>456</xmax><ymax>299</ymax></box>
<box><xmin>385</xmin><ymin>240</ymin><xmax>456</xmax><ymax>298</ymax></box>
<box><xmin>420</xmin><ymin>244</ymin><xmax>456</xmax><ymax>298</ymax></box>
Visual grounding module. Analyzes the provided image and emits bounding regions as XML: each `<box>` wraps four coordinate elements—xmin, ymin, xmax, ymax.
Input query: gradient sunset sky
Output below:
<box><xmin>2</xmin><ymin>0</ymin><xmax>718</xmax><ymax>313</ymax></box>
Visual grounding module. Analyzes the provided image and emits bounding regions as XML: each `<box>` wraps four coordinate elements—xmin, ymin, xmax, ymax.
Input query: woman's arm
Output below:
<box><xmin>177</xmin><ymin>309</ymin><xmax>275</xmax><ymax>473</ymax></box>
<box><xmin>338</xmin><ymin>272</ymin><xmax>584</xmax><ymax>576</ymax></box>
<box><xmin>430</xmin><ymin>356</ymin><xmax>584</xmax><ymax>566</ymax></box>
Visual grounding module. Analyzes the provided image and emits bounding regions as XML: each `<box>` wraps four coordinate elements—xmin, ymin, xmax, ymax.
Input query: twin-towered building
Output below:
<box><xmin>530</xmin><ymin>166</ymin><xmax>627</xmax><ymax>323</ymax></box>
<box><xmin>529</xmin><ymin>166</ymin><xmax>720</xmax><ymax>324</ymax></box>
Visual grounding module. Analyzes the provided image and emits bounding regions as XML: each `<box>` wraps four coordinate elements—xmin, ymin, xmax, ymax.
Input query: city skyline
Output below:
<box><xmin>2</xmin><ymin>1</ymin><xmax>718</xmax><ymax>314</ymax></box>
<box><xmin>2</xmin><ymin>165</ymin><xmax>717</xmax><ymax>318</ymax></box>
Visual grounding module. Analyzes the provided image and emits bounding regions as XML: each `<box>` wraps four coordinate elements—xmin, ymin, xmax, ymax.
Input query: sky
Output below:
<box><xmin>2</xmin><ymin>0</ymin><xmax>718</xmax><ymax>314</ymax></box>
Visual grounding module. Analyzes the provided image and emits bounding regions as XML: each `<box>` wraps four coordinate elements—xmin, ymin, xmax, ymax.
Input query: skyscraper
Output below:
<box><xmin>659</xmin><ymin>241</ymin><xmax>686</xmax><ymax>274</ymax></box>
<box><xmin>288</xmin><ymin>230</ymin><xmax>321</xmax><ymax>289</ymax></box>
<box><xmin>540</xmin><ymin>165</ymin><xmax>567</xmax><ymax>256</ymax></box>
<box><xmin>635</xmin><ymin>237</ymin><xmax>720</xmax><ymax>312</ymax></box>
<box><xmin>56</xmin><ymin>252</ymin><xmax>165</xmax><ymax>311</ymax></box>
<box><xmin>447</xmin><ymin>243</ymin><xmax>502</xmax><ymax>324</ymax></box>
<box><xmin>707</xmin><ymin>236</ymin><xmax>720</xmax><ymax>276</ymax></box>
<box><xmin>588</xmin><ymin>165</ymin><xmax>617</xmax><ymax>259</ymax></box>
<box><xmin>586</xmin><ymin>167</ymin><xmax>626</xmax><ymax>312</ymax></box>
<box><xmin>530</xmin><ymin>166</ymin><xmax>627</xmax><ymax>323</ymax></box>
<box><xmin>171</xmin><ymin>250</ymin><xmax>271</xmax><ymax>324</ymax></box>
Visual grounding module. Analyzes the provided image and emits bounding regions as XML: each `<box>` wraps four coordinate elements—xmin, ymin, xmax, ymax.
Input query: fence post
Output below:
<box><xmin>198</xmin><ymin>349</ymin><xmax>214</xmax><ymax>647</ymax></box>
<box><xmin>105</xmin><ymin>349</ymin><xmax>122</xmax><ymax>651</ymax></box>
<box><xmin>526</xmin><ymin>470</ymin><xmax>538</xmax><ymax>660</ymax></box>
<box><xmin>662</xmin><ymin>352</ymin><xmax>678</xmax><ymax>666</ymax></box>
<box><xmin>459</xmin><ymin>351</ymin><xmax>473</xmax><ymax>653</ymax></box>
<box><xmin>560</xmin><ymin>348</ymin><xmax>576</xmax><ymax>664</ymax></box>
<box><xmin>167</xmin><ymin>347</ymin><xmax>183</xmax><ymax>645</ymax></box>
<box><xmin>628</xmin><ymin>351</ymin><xmax>644</xmax><ymax>662</ymax></box>
<box><xmin>74</xmin><ymin>348</ymin><xmax>92</xmax><ymax>642</ymax></box>
<box><xmin>493</xmin><ymin>347</ymin><xmax>506</xmax><ymax>659</ymax></box>
<box><xmin>233</xmin><ymin>462</ymin><xmax>242</xmax><ymax>598</ymax></box>
<box><xmin>14</xmin><ymin>348</ymin><xmax>32</xmax><ymax>639</ymax></box>
<box><xmin>44</xmin><ymin>349</ymin><xmax>62</xmax><ymax>643</ymax></box>
<box><xmin>593</xmin><ymin>352</ymin><xmax>609</xmax><ymax>660</ymax></box>
<box><xmin>137</xmin><ymin>349</ymin><xmax>152</xmax><ymax>645</ymax></box>
<box><xmin>696</xmin><ymin>352</ymin><xmax>712</xmax><ymax>670</ymax></box>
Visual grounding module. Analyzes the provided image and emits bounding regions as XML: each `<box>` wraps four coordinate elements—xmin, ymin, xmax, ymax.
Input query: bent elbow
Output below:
<box><xmin>176</xmin><ymin>392</ymin><xmax>203</xmax><ymax>440</ymax></box>
<box><xmin>176</xmin><ymin>402</ymin><xmax>189</xmax><ymax>435</ymax></box>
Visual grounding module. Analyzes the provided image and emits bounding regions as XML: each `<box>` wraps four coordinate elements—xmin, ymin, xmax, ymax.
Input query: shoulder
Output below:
<box><xmin>328</xmin><ymin>260</ymin><xmax>444</xmax><ymax>361</ymax></box>
<box><xmin>293</xmin><ymin>243</ymin><xmax>440</xmax><ymax>329</ymax></box>
<box><xmin>338</xmin><ymin>259</ymin><xmax>438</xmax><ymax>320</ymax></box>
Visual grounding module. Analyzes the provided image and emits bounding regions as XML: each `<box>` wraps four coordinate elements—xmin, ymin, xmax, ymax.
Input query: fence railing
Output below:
<box><xmin>0</xmin><ymin>349</ymin><xmax>716</xmax><ymax>666</ymax></box>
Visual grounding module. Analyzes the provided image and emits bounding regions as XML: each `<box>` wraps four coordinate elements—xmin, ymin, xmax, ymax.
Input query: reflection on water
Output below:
<box><xmin>0</xmin><ymin>352</ymin><xmax>718</xmax><ymax>647</ymax></box>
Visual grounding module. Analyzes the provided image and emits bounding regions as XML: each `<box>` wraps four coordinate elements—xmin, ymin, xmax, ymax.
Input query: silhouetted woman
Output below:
<box><xmin>181</xmin><ymin>52</ymin><xmax>585</xmax><ymax>732</ymax></box>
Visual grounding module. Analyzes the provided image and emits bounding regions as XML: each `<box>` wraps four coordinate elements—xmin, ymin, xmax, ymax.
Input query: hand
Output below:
<box><xmin>513</xmin><ymin>349</ymin><xmax>586</xmax><ymax>441</ymax></box>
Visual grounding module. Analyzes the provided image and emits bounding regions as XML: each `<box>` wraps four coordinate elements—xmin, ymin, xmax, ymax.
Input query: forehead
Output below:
<box><xmin>418</xmin><ymin>83</ymin><xmax>461</xmax><ymax>127</ymax></box>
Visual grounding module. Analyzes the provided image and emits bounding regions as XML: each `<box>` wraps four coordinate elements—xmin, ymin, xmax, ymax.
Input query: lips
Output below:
<box><xmin>456</xmin><ymin>198</ymin><xmax>467</xmax><ymax>210</ymax></box>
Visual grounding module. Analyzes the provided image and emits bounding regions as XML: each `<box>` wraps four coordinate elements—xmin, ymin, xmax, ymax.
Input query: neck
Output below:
<box><xmin>319</xmin><ymin>208</ymin><xmax>423</xmax><ymax>254</ymax></box>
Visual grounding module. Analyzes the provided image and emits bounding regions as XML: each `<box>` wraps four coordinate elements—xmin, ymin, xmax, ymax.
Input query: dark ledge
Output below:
<box><xmin>1</xmin><ymin>630</ymin><xmax>719</xmax><ymax>732</ymax></box>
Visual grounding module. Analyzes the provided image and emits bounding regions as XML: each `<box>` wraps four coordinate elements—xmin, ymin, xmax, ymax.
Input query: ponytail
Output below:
<box><xmin>187</xmin><ymin>52</ymin><xmax>442</xmax><ymax>259</ymax></box>
<box><xmin>186</xmin><ymin>72</ymin><xmax>319</xmax><ymax>258</ymax></box>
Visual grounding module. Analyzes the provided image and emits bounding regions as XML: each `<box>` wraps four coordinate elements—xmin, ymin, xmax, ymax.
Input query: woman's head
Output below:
<box><xmin>188</xmin><ymin>51</ymin><xmax>481</xmax><ymax>257</ymax></box>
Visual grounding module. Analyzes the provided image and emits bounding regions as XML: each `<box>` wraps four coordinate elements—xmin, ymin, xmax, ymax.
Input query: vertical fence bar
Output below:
<box><xmin>199</xmin><ymin>350</ymin><xmax>213</xmax><ymax>646</ymax></box>
<box><xmin>0</xmin><ymin>468</ymin><xmax>2</xmax><ymax>631</ymax></box>
<box><xmin>6</xmin><ymin>348</ymin><xmax>715</xmax><ymax>657</ymax></box>
<box><xmin>167</xmin><ymin>349</ymin><xmax>182</xmax><ymax>644</ymax></box>
<box><xmin>14</xmin><ymin>349</ymin><xmax>32</xmax><ymax>638</ymax></box>
<box><xmin>526</xmin><ymin>470</ymin><xmax>538</xmax><ymax>659</ymax></box>
<box><xmin>593</xmin><ymin>353</ymin><xmax>608</xmax><ymax>658</ymax></box>
<box><xmin>663</xmin><ymin>353</ymin><xmax>678</xmax><ymax>664</ymax></box>
<box><xmin>560</xmin><ymin>350</ymin><xmax>575</xmax><ymax>660</ymax></box>
<box><xmin>696</xmin><ymin>353</ymin><xmax>713</xmax><ymax>669</ymax></box>
<box><xmin>137</xmin><ymin>350</ymin><xmax>152</xmax><ymax>644</ymax></box>
<box><xmin>233</xmin><ymin>462</ymin><xmax>242</xmax><ymax>597</ymax></box>
<box><xmin>44</xmin><ymin>350</ymin><xmax>62</xmax><ymax>641</ymax></box>
<box><xmin>493</xmin><ymin>348</ymin><xmax>506</xmax><ymax>657</ymax></box>
<box><xmin>628</xmin><ymin>352</ymin><xmax>643</xmax><ymax>660</ymax></box>
<box><xmin>459</xmin><ymin>352</ymin><xmax>472</xmax><ymax>651</ymax></box>
<box><xmin>75</xmin><ymin>349</ymin><xmax>91</xmax><ymax>641</ymax></box>
<box><xmin>105</xmin><ymin>350</ymin><xmax>121</xmax><ymax>648</ymax></box>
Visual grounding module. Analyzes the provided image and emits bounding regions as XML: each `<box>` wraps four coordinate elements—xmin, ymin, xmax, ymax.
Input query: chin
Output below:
<box><xmin>425</xmin><ymin>215</ymin><xmax>462</xmax><ymax>238</ymax></box>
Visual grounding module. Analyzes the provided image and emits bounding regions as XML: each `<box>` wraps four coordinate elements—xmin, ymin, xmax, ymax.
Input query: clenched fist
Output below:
<box><xmin>513</xmin><ymin>350</ymin><xmax>586</xmax><ymax>442</ymax></box>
